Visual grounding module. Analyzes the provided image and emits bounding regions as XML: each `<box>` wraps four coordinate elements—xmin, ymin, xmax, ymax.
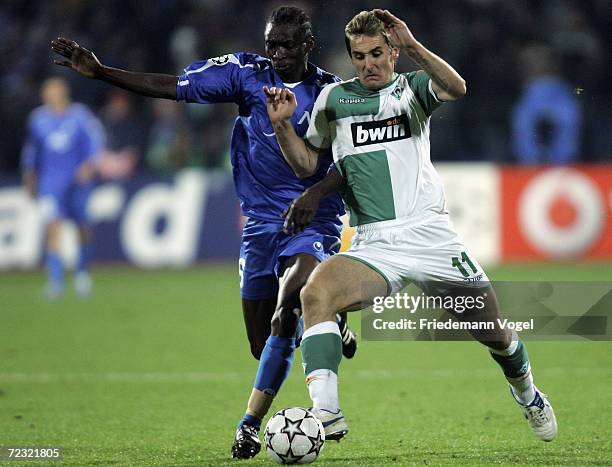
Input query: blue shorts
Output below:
<box><xmin>239</xmin><ymin>218</ymin><xmax>342</xmax><ymax>300</ymax></box>
<box><xmin>39</xmin><ymin>183</ymin><xmax>92</xmax><ymax>224</ymax></box>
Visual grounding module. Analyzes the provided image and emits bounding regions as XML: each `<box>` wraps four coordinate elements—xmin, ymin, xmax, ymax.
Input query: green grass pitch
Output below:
<box><xmin>1</xmin><ymin>263</ymin><xmax>611</xmax><ymax>465</ymax></box>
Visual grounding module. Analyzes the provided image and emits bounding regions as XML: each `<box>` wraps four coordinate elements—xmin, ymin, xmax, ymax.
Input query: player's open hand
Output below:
<box><xmin>373</xmin><ymin>9</ymin><xmax>418</xmax><ymax>50</ymax></box>
<box><xmin>51</xmin><ymin>37</ymin><xmax>102</xmax><ymax>78</ymax></box>
<box><xmin>282</xmin><ymin>189</ymin><xmax>321</xmax><ymax>235</ymax></box>
<box><xmin>263</xmin><ymin>86</ymin><xmax>297</xmax><ymax>124</ymax></box>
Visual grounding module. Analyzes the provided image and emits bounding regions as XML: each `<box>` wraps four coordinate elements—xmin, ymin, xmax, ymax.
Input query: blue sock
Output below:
<box><xmin>239</xmin><ymin>336</ymin><xmax>296</xmax><ymax>429</ymax></box>
<box><xmin>46</xmin><ymin>252</ymin><xmax>64</xmax><ymax>288</ymax></box>
<box><xmin>238</xmin><ymin>413</ymin><xmax>262</xmax><ymax>430</ymax></box>
<box><xmin>77</xmin><ymin>242</ymin><xmax>93</xmax><ymax>274</ymax></box>
<box><xmin>254</xmin><ymin>335</ymin><xmax>296</xmax><ymax>395</ymax></box>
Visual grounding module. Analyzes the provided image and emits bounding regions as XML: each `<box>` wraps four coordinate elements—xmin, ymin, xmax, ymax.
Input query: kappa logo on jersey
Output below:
<box><xmin>339</xmin><ymin>97</ymin><xmax>366</xmax><ymax>104</ymax></box>
<box><xmin>313</xmin><ymin>241</ymin><xmax>323</xmax><ymax>252</ymax></box>
<box><xmin>351</xmin><ymin>114</ymin><xmax>411</xmax><ymax>147</ymax></box>
<box><xmin>210</xmin><ymin>55</ymin><xmax>230</xmax><ymax>65</ymax></box>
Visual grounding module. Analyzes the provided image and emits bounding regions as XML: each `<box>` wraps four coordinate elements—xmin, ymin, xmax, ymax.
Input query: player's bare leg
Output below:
<box><xmin>300</xmin><ymin>255</ymin><xmax>388</xmax><ymax>440</ymax></box>
<box><xmin>232</xmin><ymin>254</ymin><xmax>314</xmax><ymax>459</ymax></box>
<box><xmin>245</xmin><ymin>254</ymin><xmax>316</xmax><ymax>416</ymax></box>
<box><xmin>45</xmin><ymin>219</ymin><xmax>64</xmax><ymax>299</ymax></box>
<box><xmin>231</xmin><ymin>298</ymin><xmax>275</xmax><ymax>459</ymax></box>
<box><xmin>446</xmin><ymin>284</ymin><xmax>557</xmax><ymax>442</ymax></box>
<box><xmin>232</xmin><ymin>253</ymin><xmax>359</xmax><ymax>458</ymax></box>
<box><xmin>241</xmin><ymin>298</ymin><xmax>276</xmax><ymax>360</ymax></box>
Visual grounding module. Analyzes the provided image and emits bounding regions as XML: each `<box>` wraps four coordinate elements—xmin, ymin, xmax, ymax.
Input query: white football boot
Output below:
<box><xmin>311</xmin><ymin>407</ymin><xmax>348</xmax><ymax>441</ymax></box>
<box><xmin>511</xmin><ymin>385</ymin><xmax>557</xmax><ymax>442</ymax></box>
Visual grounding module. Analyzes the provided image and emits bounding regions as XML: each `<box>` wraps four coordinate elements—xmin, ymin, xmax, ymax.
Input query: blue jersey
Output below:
<box><xmin>21</xmin><ymin>103</ymin><xmax>105</xmax><ymax>194</ymax></box>
<box><xmin>176</xmin><ymin>52</ymin><xmax>345</xmax><ymax>224</ymax></box>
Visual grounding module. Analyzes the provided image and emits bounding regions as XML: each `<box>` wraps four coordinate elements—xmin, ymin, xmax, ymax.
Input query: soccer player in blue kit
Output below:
<box><xmin>22</xmin><ymin>76</ymin><xmax>104</xmax><ymax>298</ymax></box>
<box><xmin>51</xmin><ymin>6</ymin><xmax>357</xmax><ymax>458</ymax></box>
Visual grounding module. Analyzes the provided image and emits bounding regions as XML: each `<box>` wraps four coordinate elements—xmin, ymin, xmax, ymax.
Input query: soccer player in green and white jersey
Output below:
<box><xmin>263</xmin><ymin>9</ymin><xmax>557</xmax><ymax>442</ymax></box>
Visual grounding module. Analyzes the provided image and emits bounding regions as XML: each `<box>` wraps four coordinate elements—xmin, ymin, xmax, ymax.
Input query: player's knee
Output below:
<box><xmin>270</xmin><ymin>306</ymin><xmax>299</xmax><ymax>338</ymax></box>
<box><xmin>46</xmin><ymin>221</ymin><xmax>62</xmax><ymax>250</ymax></box>
<box><xmin>486</xmin><ymin>330</ymin><xmax>513</xmax><ymax>351</ymax></box>
<box><xmin>300</xmin><ymin>282</ymin><xmax>319</xmax><ymax>311</ymax></box>
<box><xmin>476</xmin><ymin>327</ymin><xmax>513</xmax><ymax>351</ymax></box>
<box><xmin>300</xmin><ymin>281</ymin><xmax>333</xmax><ymax>320</ymax></box>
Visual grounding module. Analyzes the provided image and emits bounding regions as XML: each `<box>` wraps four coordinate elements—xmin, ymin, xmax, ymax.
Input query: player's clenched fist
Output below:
<box><xmin>263</xmin><ymin>86</ymin><xmax>297</xmax><ymax>124</ymax></box>
<box><xmin>51</xmin><ymin>37</ymin><xmax>102</xmax><ymax>79</ymax></box>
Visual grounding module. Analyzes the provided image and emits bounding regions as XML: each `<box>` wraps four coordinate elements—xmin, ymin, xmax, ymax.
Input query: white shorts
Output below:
<box><xmin>339</xmin><ymin>213</ymin><xmax>489</xmax><ymax>294</ymax></box>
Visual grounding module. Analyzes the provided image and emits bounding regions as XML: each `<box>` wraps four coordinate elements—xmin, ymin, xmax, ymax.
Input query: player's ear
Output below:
<box><xmin>304</xmin><ymin>36</ymin><xmax>315</xmax><ymax>54</ymax></box>
<box><xmin>391</xmin><ymin>47</ymin><xmax>400</xmax><ymax>60</ymax></box>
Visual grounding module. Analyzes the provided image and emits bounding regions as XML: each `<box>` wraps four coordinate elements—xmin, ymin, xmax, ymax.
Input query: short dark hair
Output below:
<box><xmin>268</xmin><ymin>6</ymin><xmax>313</xmax><ymax>41</ymax></box>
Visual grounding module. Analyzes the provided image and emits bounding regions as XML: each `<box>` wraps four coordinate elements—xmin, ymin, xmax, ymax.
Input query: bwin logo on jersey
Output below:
<box><xmin>351</xmin><ymin>114</ymin><xmax>411</xmax><ymax>147</ymax></box>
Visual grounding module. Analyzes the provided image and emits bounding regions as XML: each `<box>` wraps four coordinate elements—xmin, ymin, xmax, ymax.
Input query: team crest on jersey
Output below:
<box><xmin>351</xmin><ymin>114</ymin><xmax>411</xmax><ymax>147</ymax></box>
<box><xmin>391</xmin><ymin>84</ymin><xmax>404</xmax><ymax>100</ymax></box>
<box><xmin>210</xmin><ymin>55</ymin><xmax>230</xmax><ymax>65</ymax></box>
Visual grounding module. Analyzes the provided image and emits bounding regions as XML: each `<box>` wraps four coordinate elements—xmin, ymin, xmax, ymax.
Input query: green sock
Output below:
<box><xmin>301</xmin><ymin>322</ymin><xmax>342</xmax><ymax>411</ymax></box>
<box><xmin>489</xmin><ymin>340</ymin><xmax>530</xmax><ymax>379</ymax></box>
<box><xmin>301</xmin><ymin>321</ymin><xmax>342</xmax><ymax>375</ymax></box>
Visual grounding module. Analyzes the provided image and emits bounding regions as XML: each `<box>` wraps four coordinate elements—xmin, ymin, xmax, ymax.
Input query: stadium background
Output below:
<box><xmin>1</xmin><ymin>0</ymin><xmax>611</xmax><ymax>465</ymax></box>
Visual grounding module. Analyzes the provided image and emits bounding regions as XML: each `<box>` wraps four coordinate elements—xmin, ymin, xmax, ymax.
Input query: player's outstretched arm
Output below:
<box><xmin>373</xmin><ymin>9</ymin><xmax>466</xmax><ymax>101</ymax></box>
<box><xmin>263</xmin><ymin>86</ymin><xmax>320</xmax><ymax>178</ymax></box>
<box><xmin>282</xmin><ymin>168</ymin><xmax>345</xmax><ymax>235</ymax></box>
<box><xmin>51</xmin><ymin>37</ymin><xmax>177</xmax><ymax>99</ymax></box>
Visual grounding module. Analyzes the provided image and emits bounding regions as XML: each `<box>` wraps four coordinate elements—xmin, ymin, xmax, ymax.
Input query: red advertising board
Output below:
<box><xmin>501</xmin><ymin>166</ymin><xmax>612</xmax><ymax>260</ymax></box>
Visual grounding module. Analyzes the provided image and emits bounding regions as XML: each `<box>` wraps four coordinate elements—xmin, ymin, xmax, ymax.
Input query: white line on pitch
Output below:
<box><xmin>0</xmin><ymin>367</ymin><xmax>609</xmax><ymax>383</ymax></box>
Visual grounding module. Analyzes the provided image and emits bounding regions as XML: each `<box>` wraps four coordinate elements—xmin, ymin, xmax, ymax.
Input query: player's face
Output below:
<box><xmin>41</xmin><ymin>78</ymin><xmax>71</xmax><ymax>111</ymax></box>
<box><xmin>265</xmin><ymin>22</ymin><xmax>313</xmax><ymax>82</ymax></box>
<box><xmin>349</xmin><ymin>34</ymin><xmax>398</xmax><ymax>90</ymax></box>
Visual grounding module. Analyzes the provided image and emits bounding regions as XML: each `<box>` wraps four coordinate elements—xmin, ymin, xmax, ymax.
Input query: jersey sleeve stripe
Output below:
<box><xmin>428</xmin><ymin>78</ymin><xmax>444</xmax><ymax>103</ymax></box>
<box><xmin>183</xmin><ymin>54</ymin><xmax>255</xmax><ymax>77</ymax></box>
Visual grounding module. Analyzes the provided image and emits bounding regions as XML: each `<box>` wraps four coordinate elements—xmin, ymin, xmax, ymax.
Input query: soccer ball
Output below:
<box><xmin>264</xmin><ymin>407</ymin><xmax>325</xmax><ymax>464</ymax></box>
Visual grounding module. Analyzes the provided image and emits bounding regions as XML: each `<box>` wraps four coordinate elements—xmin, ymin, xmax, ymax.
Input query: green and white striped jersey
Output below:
<box><xmin>305</xmin><ymin>71</ymin><xmax>448</xmax><ymax>227</ymax></box>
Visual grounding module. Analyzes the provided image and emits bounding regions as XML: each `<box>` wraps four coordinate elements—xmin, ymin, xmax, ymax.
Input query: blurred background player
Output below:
<box><xmin>50</xmin><ymin>5</ymin><xmax>357</xmax><ymax>459</ymax></box>
<box><xmin>21</xmin><ymin>76</ymin><xmax>104</xmax><ymax>298</ymax></box>
<box><xmin>511</xmin><ymin>43</ymin><xmax>582</xmax><ymax>164</ymax></box>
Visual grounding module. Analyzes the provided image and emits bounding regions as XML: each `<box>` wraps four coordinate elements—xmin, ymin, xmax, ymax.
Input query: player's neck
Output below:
<box><xmin>278</xmin><ymin>62</ymin><xmax>311</xmax><ymax>84</ymax></box>
<box><xmin>48</xmin><ymin>101</ymin><xmax>70</xmax><ymax>114</ymax></box>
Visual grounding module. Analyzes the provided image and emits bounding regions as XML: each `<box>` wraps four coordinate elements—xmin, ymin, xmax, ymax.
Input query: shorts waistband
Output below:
<box><xmin>355</xmin><ymin>212</ymin><xmax>443</xmax><ymax>234</ymax></box>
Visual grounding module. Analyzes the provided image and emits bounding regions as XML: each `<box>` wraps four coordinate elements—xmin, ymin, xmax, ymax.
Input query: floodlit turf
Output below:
<box><xmin>1</xmin><ymin>264</ymin><xmax>611</xmax><ymax>465</ymax></box>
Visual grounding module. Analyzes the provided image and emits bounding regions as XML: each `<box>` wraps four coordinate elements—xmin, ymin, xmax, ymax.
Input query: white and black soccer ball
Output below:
<box><xmin>264</xmin><ymin>407</ymin><xmax>325</xmax><ymax>464</ymax></box>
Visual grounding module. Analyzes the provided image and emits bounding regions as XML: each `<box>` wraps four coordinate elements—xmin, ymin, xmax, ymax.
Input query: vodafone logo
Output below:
<box><xmin>518</xmin><ymin>168</ymin><xmax>604</xmax><ymax>258</ymax></box>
